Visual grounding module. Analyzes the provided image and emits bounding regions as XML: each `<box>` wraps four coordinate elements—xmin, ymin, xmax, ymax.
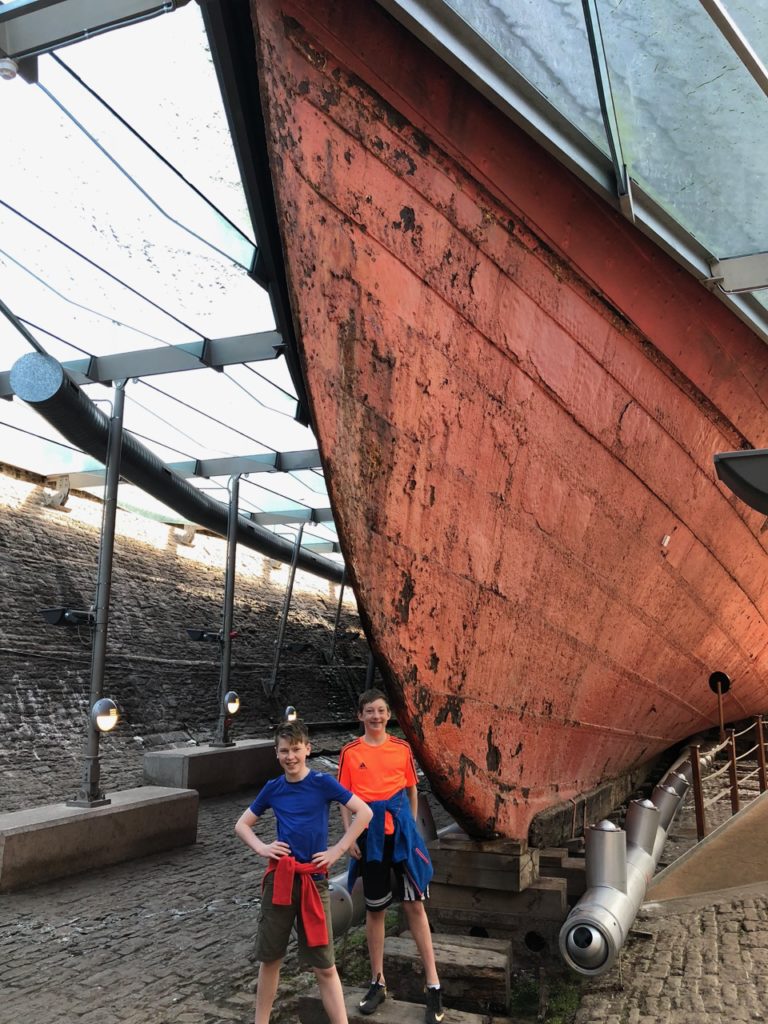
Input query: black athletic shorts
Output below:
<box><xmin>357</xmin><ymin>832</ymin><xmax>425</xmax><ymax>912</ymax></box>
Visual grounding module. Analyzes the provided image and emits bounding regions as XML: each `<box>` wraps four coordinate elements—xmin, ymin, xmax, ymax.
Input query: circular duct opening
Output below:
<box><xmin>524</xmin><ymin>931</ymin><xmax>548</xmax><ymax>953</ymax></box>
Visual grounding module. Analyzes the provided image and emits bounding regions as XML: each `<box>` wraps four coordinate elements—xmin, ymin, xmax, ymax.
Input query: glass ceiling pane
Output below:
<box><xmin>596</xmin><ymin>0</ymin><xmax>768</xmax><ymax>257</ymax></box>
<box><xmin>442</xmin><ymin>0</ymin><xmax>608</xmax><ymax>154</ymax></box>
<box><xmin>58</xmin><ymin>2</ymin><xmax>254</xmax><ymax>249</ymax></box>
<box><xmin>39</xmin><ymin>55</ymin><xmax>255</xmax><ymax>270</ymax></box>
<box><xmin>0</xmin><ymin>5</ymin><xmax>331</xmax><ymax>549</ymax></box>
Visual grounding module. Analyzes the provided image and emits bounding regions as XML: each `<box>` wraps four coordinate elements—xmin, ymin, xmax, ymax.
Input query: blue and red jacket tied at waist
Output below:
<box><xmin>347</xmin><ymin>788</ymin><xmax>433</xmax><ymax>896</ymax></box>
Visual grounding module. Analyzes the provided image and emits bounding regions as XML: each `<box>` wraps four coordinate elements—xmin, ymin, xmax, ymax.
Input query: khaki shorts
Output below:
<box><xmin>255</xmin><ymin>873</ymin><xmax>335</xmax><ymax>969</ymax></box>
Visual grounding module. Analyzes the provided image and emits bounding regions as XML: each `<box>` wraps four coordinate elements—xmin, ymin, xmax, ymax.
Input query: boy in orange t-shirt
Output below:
<box><xmin>338</xmin><ymin>689</ymin><xmax>443</xmax><ymax>1024</ymax></box>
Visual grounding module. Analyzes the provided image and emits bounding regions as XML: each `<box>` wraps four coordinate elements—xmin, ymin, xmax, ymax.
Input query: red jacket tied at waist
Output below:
<box><xmin>265</xmin><ymin>857</ymin><xmax>329</xmax><ymax>947</ymax></box>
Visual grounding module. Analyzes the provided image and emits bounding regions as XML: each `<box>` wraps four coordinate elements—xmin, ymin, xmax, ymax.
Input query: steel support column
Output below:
<box><xmin>68</xmin><ymin>379</ymin><xmax>126</xmax><ymax>807</ymax></box>
<box><xmin>327</xmin><ymin>568</ymin><xmax>346</xmax><ymax>663</ymax></box>
<box><xmin>212</xmin><ymin>474</ymin><xmax>241</xmax><ymax>747</ymax></box>
<box><xmin>265</xmin><ymin>523</ymin><xmax>304</xmax><ymax>696</ymax></box>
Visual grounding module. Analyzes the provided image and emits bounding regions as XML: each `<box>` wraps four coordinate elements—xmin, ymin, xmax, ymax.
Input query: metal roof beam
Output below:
<box><xmin>300</xmin><ymin>539</ymin><xmax>341</xmax><ymax>554</ymax></box>
<box><xmin>0</xmin><ymin>331</ymin><xmax>284</xmax><ymax>396</ymax></box>
<box><xmin>709</xmin><ymin>253</ymin><xmax>768</xmax><ymax>294</ymax></box>
<box><xmin>250</xmin><ymin>507</ymin><xmax>334</xmax><ymax>527</ymax></box>
<box><xmin>194</xmin><ymin>449</ymin><xmax>321</xmax><ymax>478</ymax></box>
<box><xmin>581</xmin><ymin>0</ymin><xmax>634</xmax><ymax>223</ymax></box>
<box><xmin>0</xmin><ymin>0</ymin><xmax>190</xmax><ymax>64</ymax></box>
<box><xmin>699</xmin><ymin>0</ymin><xmax>768</xmax><ymax>101</ymax></box>
<box><xmin>64</xmin><ymin>448</ymin><xmax>321</xmax><ymax>488</ymax></box>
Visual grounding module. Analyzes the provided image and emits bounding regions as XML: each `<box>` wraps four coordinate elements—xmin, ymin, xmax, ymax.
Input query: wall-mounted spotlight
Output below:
<box><xmin>186</xmin><ymin>628</ymin><xmax>222</xmax><ymax>643</ymax></box>
<box><xmin>224</xmin><ymin>691</ymin><xmax>241</xmax><ymax>715</ymax></box>
<box><xmin>41</xmin><ymin>607</ymin><xmax>95</xmax><ymax>627</ymax></box>
<box><xmin>283</xmin><ymin>705</ymin><xmax>298</xmax><ymax>722</ymax></box>
<box><xmin>92</xmin><ymin>698</ymin><xmax>119</xmax><ymax>733</ymax></box>
<box><xmin>0</xmin><ymin>57</ymin><xmax>18</xmax><ymax>81</ymax></box>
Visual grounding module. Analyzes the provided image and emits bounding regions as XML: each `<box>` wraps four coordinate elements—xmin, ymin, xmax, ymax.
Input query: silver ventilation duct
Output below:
<box><xmin>560</xmin><ymin>762</ymin><xmax>693</xmax><ymax>976</ymax></box>
<box><xmin>10</xmin><ymin>352</ymin><xmax>344</xmax><ymax>584</ymax></box>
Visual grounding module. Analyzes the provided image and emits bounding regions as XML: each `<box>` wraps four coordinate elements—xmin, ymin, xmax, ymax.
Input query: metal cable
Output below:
<box><xmin>222</xmin><ymin>367</ymin><xmax>297</xmax><ymax>421</ymax></box>
<box><xmin>38</xmin><ymin>82</ymin><xmax>251</xmax><ymax>271</ymax></box>
<box><xmin>51</xmin><ymin>54</ymin><xmax>255</xmax><ymax>249</ymax></box>
<box><xmin>0</xmin><ymin>418</ymin><xmax>83</xmax><ymax>454</ymax></box>
<box><xmin>0</xmin><ymin>201</ymin><xmax>204</xmax><ymax>343</ymax></box>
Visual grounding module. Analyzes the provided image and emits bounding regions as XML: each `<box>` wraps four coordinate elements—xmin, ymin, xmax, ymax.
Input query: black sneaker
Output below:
<box><xmin>424</xmin><ymin>986</ymin><xmax>444</xmax><ymax>1024</ymax></box>
<box><xmin>359</xmin><ymin>978</ymin><xmax>386</xmax><ymax>1015</ymax></box>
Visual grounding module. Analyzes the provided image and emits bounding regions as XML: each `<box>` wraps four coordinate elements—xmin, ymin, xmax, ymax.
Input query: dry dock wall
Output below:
<box><xmin>0</xmin><ymin>463</ymin><xmax>367</xmax><ymax>813</ymax></box>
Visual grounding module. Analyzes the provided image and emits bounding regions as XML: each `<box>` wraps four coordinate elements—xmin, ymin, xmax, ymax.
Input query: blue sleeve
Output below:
<box><xmin>249</xmin><ymin>779</ymin><xmax>275</xmax><ymax>817</ymax></box>
<box><xmin>319</xmin><ymin>773</ymin><xmax>354</xmax><ymax>806</ymax></box>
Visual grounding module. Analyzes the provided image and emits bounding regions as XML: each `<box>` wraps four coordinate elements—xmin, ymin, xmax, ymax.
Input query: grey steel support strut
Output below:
<box><xmin>212</xmin><ymin>474</ymin><xmax>241</xmax><ymax>747</ymax></box>
<box><xmin>265</xmin><ymin>522</ymin><xmax>304</xmax><ymax>696</ymax></box>
<box><xmin>68</xmin><ymin>379</ymin><xmax>126</xmax><ymax>807</ymax></box>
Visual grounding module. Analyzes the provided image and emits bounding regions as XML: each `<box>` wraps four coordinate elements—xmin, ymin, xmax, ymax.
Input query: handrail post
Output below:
<box><xmin>690</xmin><ymin>744</ymin><xmax>706</xmax><ymax>841</ymax></box>
<box><xmin>727</xmin><ymin>728</ymin><xmax>740</xmax><ymax>815</ymax></box>
<box><xmin>757</xmin><ymin>715</ymin><xmax>767</xmax><ymax>794</ymax></box>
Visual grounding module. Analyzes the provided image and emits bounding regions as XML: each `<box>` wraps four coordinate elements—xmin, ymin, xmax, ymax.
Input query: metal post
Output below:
<box><xmin>265</xmin><ymin>523</ymin><xmax>304</xmax><ymax>695</ymax></box>
<box><xmin>69</xmin><ymin>380</ymin><xmax>126</xmax><ymax>807</ymax></box>
<box><xmin>757</xmin><ymin>715</ymin><xmax>767</xmax><ymax>794</ymax></box>
<box><xmin>727</xmin><ymin>728</ymin><xmax>740</xmax><ymax>815</ymax></box>
<box><xmin>328</xmin><ymin>567</ymin><xmax>346</xmax><ymax>663</ymax></box>
<box><xmin>690</xmin><ymin>744</ymin><xmax>706</xmax><ymax>841</ymax></box>
<box><xmin>212</xmin><ymin>474</ymin><xmax>240</xmax><ymax>747</ymax></box>
<box><xmin>717</xmin><ymin>680</ymin><xmax>725</xmax><ymax>742</ymax></box>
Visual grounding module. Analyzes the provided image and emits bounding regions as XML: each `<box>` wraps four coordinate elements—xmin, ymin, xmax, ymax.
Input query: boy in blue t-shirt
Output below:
<box><xmin>235</xmin><ymin>720</ymin><xmax>372</xmax><ymax>1024</ymax></box>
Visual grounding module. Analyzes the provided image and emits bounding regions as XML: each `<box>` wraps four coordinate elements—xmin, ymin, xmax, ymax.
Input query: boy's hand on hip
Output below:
<box><xmin>262</xmin><ymin>840</ymin><xmax>291</xmax><ymax>859</ymax></box>
<box><xmin>311</xmin><ymin>842</ymin><xmax>344</xmax><ymax>870</ymax></box>
<box><xmin>347</xmin><ymin>840</ymin><xmax>361</xmax><ymax>860</ymax></box>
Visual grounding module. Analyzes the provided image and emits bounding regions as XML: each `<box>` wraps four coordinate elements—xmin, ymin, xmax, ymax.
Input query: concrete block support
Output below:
<box><xmin>143</xmin><ymin>738</ymin><xmax>280</xmax><ymax>796</ymax></box>
<box><xmin>0</xmin><ymin>786</ymin><xmax>198</xmax><ymax>892</ymax></box>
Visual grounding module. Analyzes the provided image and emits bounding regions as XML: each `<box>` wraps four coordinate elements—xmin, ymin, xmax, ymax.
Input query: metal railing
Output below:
<box><xmin>688</xmin><ymin>715</ymin><xmax>767</xmax><ymax>841</ymax></box>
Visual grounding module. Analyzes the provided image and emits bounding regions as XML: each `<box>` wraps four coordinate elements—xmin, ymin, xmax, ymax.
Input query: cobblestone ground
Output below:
<box><xmin>573</xmin><ymin>891</ymin><xmax>768</xmax><ymax>1024</ymax></box>
<box><xmin>0</xmin><ymin>739</ymin><xmax>366</xmax><ymax>1024</ymax></box>
<box><xmin>572</xmin><ymin>753</ymin><xmax>768</xmax><ymax>1024</ymax></box>
<box><xmin>3</xmin><ymin>741</ymin><xmax>766</xmax><ymax>1024</ymax></box>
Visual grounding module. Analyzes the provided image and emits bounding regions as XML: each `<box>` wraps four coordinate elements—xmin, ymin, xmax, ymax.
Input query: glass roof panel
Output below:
<box><xmin>596</xmin><ymin>0</ymin><xmax>768</xmax><ymax>258</ymax></box>
<box><xmin>442</xmin><ymin>0</ymin><xmax>608</xmax><ymax>153</ymax></box>
<box><xmin>0</xmin><ymin>4</ymin><xmax>337</xmax><ymax>558</ymax></box>
<box><xmin>58</xmin><ymin>3</ymin><xmax>254</xmax><ymax>245</ymax></box>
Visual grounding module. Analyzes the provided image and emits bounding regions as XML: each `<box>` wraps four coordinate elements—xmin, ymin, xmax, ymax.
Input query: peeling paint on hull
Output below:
<box><xmin>251</xmin><ymin>0</ymin><xmax>768</xmax><ymax>838</ymax></box>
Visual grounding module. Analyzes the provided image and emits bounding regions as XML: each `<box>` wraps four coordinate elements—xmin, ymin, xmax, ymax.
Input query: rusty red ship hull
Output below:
<box><xmin>250</xmin><ymin>0</ymin><xmax>768</xmax><ymax>838</ymax></box>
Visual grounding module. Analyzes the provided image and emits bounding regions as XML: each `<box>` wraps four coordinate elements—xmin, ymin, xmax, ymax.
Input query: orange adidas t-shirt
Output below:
<box><xmin>337</xmin><ymin>735</ymin><xmax>417</xmax><ymax>834</ymax></box>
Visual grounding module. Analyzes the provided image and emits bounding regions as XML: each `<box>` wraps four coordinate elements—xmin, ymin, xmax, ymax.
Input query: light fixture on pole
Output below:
<box><xmin>92</xmin><ymin>698</ymin><xmax>120</xmax><ymax>733</ymax></box>
<box><xmin>210</xmin><ymin>689</ymin><xmax>241</xmax><ymax>747</ymax></box>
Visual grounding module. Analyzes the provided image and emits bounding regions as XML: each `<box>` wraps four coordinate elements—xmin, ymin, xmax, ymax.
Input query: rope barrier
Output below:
<box><xmin>733</xmin><ymin>721</ymin><xmax>756</xmax><ymax>739</ymax></box>
<box><xmin>703</xmin><ymin>789</ymin><xmax>731</xmax><ymax>811</ymax></box>
<box><xmin>700</xmin><ymin>760</ymin><xmax>732</xmax><ymax>784</ymax></box>
<box><xmin>735</xmin><ymin>743</ymin><xmax>759</xmax><ymax>762</ymax></box>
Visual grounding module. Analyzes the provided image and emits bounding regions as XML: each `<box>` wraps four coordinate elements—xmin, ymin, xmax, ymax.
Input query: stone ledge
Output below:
<box><xmin>143</xmin><ymin>738</ymin><xmax>281</xmax><ymax>796</ymax></box>
<box><xmin>0</xmin><ymin>786</ymin><xmax>198</xmax><ymax>892</ymax></box>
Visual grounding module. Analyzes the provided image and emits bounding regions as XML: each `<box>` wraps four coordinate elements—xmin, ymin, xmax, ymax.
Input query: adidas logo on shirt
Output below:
<box><xmin>358</xmin><ymin>761</ymin><xmax>368</xmax><ymax>769</ymax></box>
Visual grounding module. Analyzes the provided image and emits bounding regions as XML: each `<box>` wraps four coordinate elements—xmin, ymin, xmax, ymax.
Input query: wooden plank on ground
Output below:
<box><xmin>385</xmin><ymin>933</ymin><xmax>510</xmax><ymax>1011</ymax></box>
<box><xmin>428</xmin><ymin>876</ymin><xmax>567</xmax><ymax>918</ymax></box>
<box><xmin>298</xmin><ymin>988</ymin><xmax>518</xmax><ymax>1024</ymax></box>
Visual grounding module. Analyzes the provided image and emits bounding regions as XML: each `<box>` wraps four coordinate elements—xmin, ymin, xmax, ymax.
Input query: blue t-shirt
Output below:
<box><xmin>249</xmin><ymin>770</ymin><xmax>354</xmax><ymax>864</ymax></box>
